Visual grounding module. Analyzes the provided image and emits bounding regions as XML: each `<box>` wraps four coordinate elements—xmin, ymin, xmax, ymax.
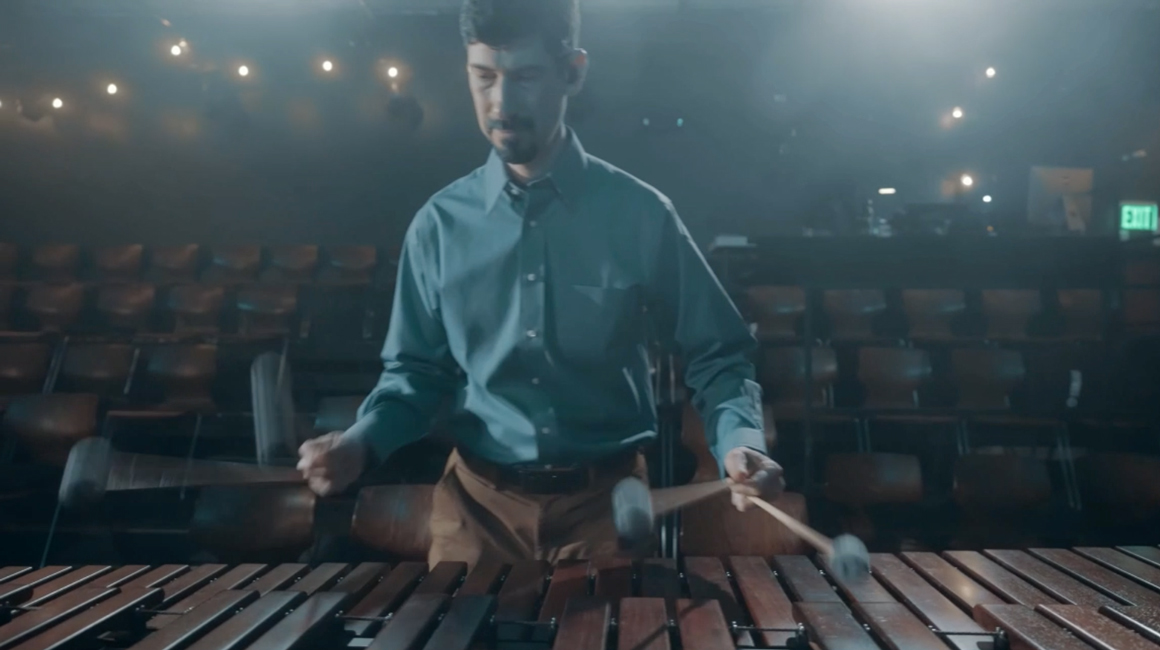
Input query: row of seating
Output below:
<box><xmin>0</xmin><ymin>244</ymin><xmax>390</xmax><ymax>285</ymax></box>
<box><xmin>0</xmin><ymin>282</ymin><xmax>385</xmax><ymax>339</ymax></box>
<box><xmin>742</xmin><ymin>286</ymin><xmax>1160</xmax><ymax>342</ymax></box>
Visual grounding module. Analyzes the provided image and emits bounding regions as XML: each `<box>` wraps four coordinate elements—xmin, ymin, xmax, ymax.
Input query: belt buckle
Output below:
<box><xmin>515</xmin><ymin>464</ymin><xmax>588</xmax><ymax>495</ymax></box>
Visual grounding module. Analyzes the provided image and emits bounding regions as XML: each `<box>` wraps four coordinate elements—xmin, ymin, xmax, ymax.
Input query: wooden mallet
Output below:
<box><xmin>612</xmin><ymin>477</ymin><xmax>870</xmax><ymax>582</ymax></box>
<box><xmin>59</xmin><ymin>438</ymin><xmax>303</xmax><ymax>508</ymax></box>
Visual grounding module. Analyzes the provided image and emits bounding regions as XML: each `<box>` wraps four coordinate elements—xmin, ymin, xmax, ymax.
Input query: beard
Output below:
<box><xmin>488</xmin><ymin>117</ymin><xmax>538</xmax><ymax>165</ymax></box>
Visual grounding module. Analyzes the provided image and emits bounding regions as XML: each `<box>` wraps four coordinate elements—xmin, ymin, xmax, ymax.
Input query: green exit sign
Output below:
<box><xmin>1121</xmin><ymin>202</ymin><xmax>1159</xmax><ymax>231</ymax></box>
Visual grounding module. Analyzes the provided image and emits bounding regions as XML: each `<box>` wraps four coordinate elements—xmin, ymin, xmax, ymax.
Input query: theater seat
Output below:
<box><xmin>1123</xmin><ymin>289</ymin><xmax>1160</xmax><ymax>335</ymax></box>
<box><xmin>0</xmin><ymin>243</ymin><xmax>16</xmax><ymax>280</ymax></box>
<box><xmin>0</xmin><ymin>342</ymin><xmax>52</xmax><ymax>399</ymax></box>
<box><xmin>25</xmin><ymin>283</ymin><xmax>85</xmax><ymax>332</ymax></box>
<box><xmin>147</xmin><ymin>245</ymin><xmax>201</xmax><ymax>283</ymax></box>
<box><xmin>96</xmin><ymin>283</ymin><xmax>156</xmax><ymax>332</ymax></box>
<box><xmin>167</xmin><ymin>284</ymin><xmax>225</xmax><ymax>334</ymax></box>
<box><xmin>143</xmin><ymin>344</ymin><xmax>218</xmax><ymax>413</ymax></box>
<box><xmin>236</xmin><ymin>284</ymin><xmax>299</xmax><ymax>337</ymax></box>
<box><xmin>30</xmin><ymin>245</ymin><xmax>80</xmax><ymax>281</ymax></box>
<box><xmin>952</xmin><ymin>348</ymin><xmax>1025</xmax><ymax>411</ymax></box>
<box><xmin>91</xmin><ymin>245</ymin><xmax>144</xmax><ymax>281</ymax></box>
<box><xmin>319</xmin><ymin>245</ymin><xmax>378</xmax><ymax>284</ymax></box>
<box><xmin>351</xmin><ymin>484</ymin><xmax>434</xmax><ymax>561</ymax></box>
<box><xmin>680</xmin><ymin>490</ymin><xmax>809</xmax><ymax>556</ymax></box>
<box><xmin>1057</xmin><ymin>289</ymin><xmax>1102</xmax><ymax>341</ymax></box>
<box><xmin>192</xmin><ymin>484</ymin><xmax>317</xmax><ymax>562</ymax></box>
<box><xmin>314</xmin><ymin>395</ymin><xmax>364</xmax><ymax>434</ymax></box>
<box><xmin>760</xmin><ymin>346</ymin><xmax>839</xmax><ymax>414</ymax></box>
<box><xmin>0</xmin><ymin>283</ymin><xmax>13</xmax><ymax>330</ymax></box>
<box><xmin>1077</xmin><ymin>453</ymin><xmax>1160</xmax><ymax>523</ymax></box>
<box><xmin>58</xmin><ymin>343</ymin><xmax>136</xmax><ymax>399</ymax></box>
<box><xmin>902</xmin><ymin>289</ymin><xmax>965</xmax><ymax>342</ymax></box>
<box><xmin>824</xmin><ymin>452</ymin><xmax>923</xmax><ymax>544</ymax></box>
<box><xmin>952</xmin><ymin>453</ymin><xmax>1053</xmax><ymax>548</ymax></box>
<box><xmin>744</xmin><ymin>286</ymin><xmax>804</xmax><ymax>341</ymax></box>
<box><xmin>824</xmin><ymin>289</ymin><xmax>886</xmax><ymax>341</ymax></box>
<box><xmin>1</xmin><ymin>393</ymin><xmax>100</xmax><ymax>465</ymax></box>
<box><xmin>203</xmin><ymin>245</ymin><xmax>261</xmax><ymax>284</ymax></box>
<box><xmin>857</xmin><ymin>348</ymin><xmax>948</xmax><ymax>422</ymax></box>
<box><xmin>981</xmin><ymin>290</ymin><xmax>1041</xmax><ymax>340</ymax></box>
<box><xmin>262</xmin><ymin>246</ymin><xmax>319</xmax><ymax>283</ymax></box>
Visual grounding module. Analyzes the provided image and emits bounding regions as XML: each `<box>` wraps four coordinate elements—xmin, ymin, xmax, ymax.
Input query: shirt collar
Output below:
<box><xmin>483</xmin><ymin>127</ymin><xmax>588</xmax><ymax>213</ymax></box>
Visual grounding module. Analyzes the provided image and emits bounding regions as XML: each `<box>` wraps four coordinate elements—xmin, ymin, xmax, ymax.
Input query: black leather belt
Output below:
<box><xmin>457</xmin><ymin>448</ymin><xmax>640</xmax><ymax>495</ymax></box>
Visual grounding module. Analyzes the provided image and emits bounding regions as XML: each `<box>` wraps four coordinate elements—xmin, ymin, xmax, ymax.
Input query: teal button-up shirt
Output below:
<box><xmin>347</xmin><ymin>129</ymin><xmax>767</xmax><ymax>475</ymax></box>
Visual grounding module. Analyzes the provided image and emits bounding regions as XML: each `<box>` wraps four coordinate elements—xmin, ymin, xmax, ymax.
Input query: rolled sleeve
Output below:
<box><xmin>648</xmin><ymin>202</ymin><xmax>769</xmax><ymax>477</ymax></box>
<box><xmin>342</xmin><ymin>210</ymin><xmax>460</xmax><ymax>468</ymax></box>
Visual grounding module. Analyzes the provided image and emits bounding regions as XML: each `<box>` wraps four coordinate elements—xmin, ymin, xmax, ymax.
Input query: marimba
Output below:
<box><xmin>3</xmin><ymin>547</ymin><xmax>1160</xmax><ymax>650</ymax></box>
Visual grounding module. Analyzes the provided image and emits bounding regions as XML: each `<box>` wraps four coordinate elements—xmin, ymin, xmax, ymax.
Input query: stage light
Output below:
<box><xmin>238</xmin><ymin>65</ymin><xmax>250</xmax><ymax>77</ymax></box>
<box><xmin>387</xmin><ymin>66</ymin><xmax>399</xmax><ymax>79</ymax></box>
<box><xmin>322</xmin><ymin>60</ymin><xmax>333</xmax><ymax>72</ymax></box>
<box><xmin>983</xmin><ymin>195</ymin><xmax>993</xmax><ymax>203</ymax></box>
<box><xmin>961</xmin><ymin>174</ymin><xmax>974</xmax><ymax>187</ymax></box>
<box><xmin>106</xmin><ymin>83</ymin><xmax>118</xmax><ymax>95</ymax></box>
<box><xmin>878</xmin><ymin>188</ymin><xmax>897</xmax><ymax>195</ymax></box>
<box><xmin>952</xmin><ymin>107</ymin><xmax>964</xmax><ymax>119</ymax></box>
<box><xmin>171</xmin><ymin>44</ymin><xmax>183</xmax><ymax>56</ymax></box>
<box><xmin>179</xmin><ymin>39</ymin><xmax>188</xmax><ymax>48</ymax></box>
<box><xmin>52</xmin><ymin>98</ymin><xmax>63</xmax><ymax>109</ymax></box>
<box><xmin>986</xmin><ymin>67</ymin><xmax>996</xmax><ymax>78</ymax></box>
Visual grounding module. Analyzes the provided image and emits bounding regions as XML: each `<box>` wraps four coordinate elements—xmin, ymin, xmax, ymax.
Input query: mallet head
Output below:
<box><xmin>827</xmin><ymin>534</ymin><xmax>871</xmax><ymax>583</ymax></box>
<box><xmin>59</xmin><ymin>437</ymin><xmax>113</xmax><ymax>508</ymax></box>
<box><xmin>611</xmin><ymin>477</ymin><xmax>654</xmax><ymax>551</ymax></box>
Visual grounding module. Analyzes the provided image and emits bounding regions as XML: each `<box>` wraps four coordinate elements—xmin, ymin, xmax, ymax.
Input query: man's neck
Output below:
<box><xmin>506</xmin><ymin>125</ymin><xmax>567</xmax><ymax>185</ymax></box>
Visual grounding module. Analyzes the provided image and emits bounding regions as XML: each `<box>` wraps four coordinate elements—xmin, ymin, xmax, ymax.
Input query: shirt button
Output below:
<box><xmin>526</xmin><ymin>273</ymin><xmax>537</xmax><ymax>282</ymax></box>
<box><xmin>531</xmin><ymin>377</ymin><xmax>541</xmax><ymax>385</ymax></box>
<box><xmin>541</xmin><ymin>427</ymin><xmax>551</xmax><ymax>435</ymax></box>
<box><xmin>526</xmin><ymin>329</ymin><xmax>538</xmax><ymax>339</ymax></box>
<box><xmin>528</xmin><ymin>220</ymin><xmax>538</xmax><ymax>228</ymax></box>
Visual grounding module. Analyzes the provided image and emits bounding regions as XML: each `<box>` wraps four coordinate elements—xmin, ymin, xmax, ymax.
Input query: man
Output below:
<box><xmin>298</xmin><ymin>0</ymin><xmax>783</xmax><ymax>568</ymax></box>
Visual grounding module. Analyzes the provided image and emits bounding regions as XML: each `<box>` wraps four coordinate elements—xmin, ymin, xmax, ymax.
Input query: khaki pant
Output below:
<box><xmin>428</xmin><ymin>449</ymin><xmax>648</xmax><ymax>570</ymax></box>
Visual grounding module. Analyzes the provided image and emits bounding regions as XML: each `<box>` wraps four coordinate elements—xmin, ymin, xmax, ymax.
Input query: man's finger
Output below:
<box><xmin>729</xmin><ymin>482</ymin><xmax>761</xmax><ymax>497</ymax></box>
<box><xmin>732</xmin><ymin>491</ymin><xmax>751</xmax><ymax>512</ymax></box>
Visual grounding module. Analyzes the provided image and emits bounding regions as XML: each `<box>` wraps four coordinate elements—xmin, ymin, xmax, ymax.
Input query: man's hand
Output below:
<box><xmin>297</xmin><ymin>432</ymin><xmax>366</xmax><ymax>496</ymax></box>
<box><xmin>724</xmin><ymin>447</ymin><xmax>785</xmax><ymax>512</ymax></box>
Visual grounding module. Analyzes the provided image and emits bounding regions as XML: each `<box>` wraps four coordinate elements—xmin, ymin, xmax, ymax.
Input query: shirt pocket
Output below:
<box><xmin>553</xmin><ymin>283</ymin><xmax>642</xmax><ymax>360</ymax></box>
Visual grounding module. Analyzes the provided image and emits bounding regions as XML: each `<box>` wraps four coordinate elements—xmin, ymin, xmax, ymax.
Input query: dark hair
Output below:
<box><xmin>460</xmin><ymin>0</ymin><xmax>580</xmax><ymax>59</ymax></box>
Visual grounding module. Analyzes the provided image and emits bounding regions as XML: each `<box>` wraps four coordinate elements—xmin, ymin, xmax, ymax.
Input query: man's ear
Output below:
<box><xmin>565</xmin><ymin>48</ymin><xmax>589</xmax><ymax>96</ymax></box>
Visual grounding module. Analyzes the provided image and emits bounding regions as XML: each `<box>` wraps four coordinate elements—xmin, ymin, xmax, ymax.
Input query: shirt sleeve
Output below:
<box><xmin>648</xmin><ymin>201</ymin><xmax>769</xmax><ymax>477</ymax></box>
<box><xmin>341</xmin><ymin>210</ymin><xmax>461</xmax><ymax>467</ymax></box>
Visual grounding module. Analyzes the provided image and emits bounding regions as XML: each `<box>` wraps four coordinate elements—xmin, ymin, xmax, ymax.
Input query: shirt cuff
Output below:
<box><xmin>714</xmin><ymin>426</ymin><xmax>769</xmax><ymax>478</ymax></box>
<box><xmin>340</xmin><ymin>402</ymin><xmax>425</xmax><ymax>469</ymax></box>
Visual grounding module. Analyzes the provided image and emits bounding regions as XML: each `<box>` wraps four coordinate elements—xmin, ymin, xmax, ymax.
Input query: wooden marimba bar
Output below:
<box><xmin>3</xmin><ymin>547</ymin><xmax>1160</xmax><ymax>650</ymax></box>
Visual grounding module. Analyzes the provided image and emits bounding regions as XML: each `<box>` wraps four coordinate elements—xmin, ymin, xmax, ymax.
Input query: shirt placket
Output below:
<box><xmin>508</xmin><ymin>181</ymin><xmax>560</xmax><ymax>461</ymax></box>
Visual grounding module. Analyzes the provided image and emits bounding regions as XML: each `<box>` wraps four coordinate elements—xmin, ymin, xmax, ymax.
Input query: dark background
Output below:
<box><xmin>1</xmin><ymin>0</ymin><xmax>1158</xmax><ymax>246</ymax></box>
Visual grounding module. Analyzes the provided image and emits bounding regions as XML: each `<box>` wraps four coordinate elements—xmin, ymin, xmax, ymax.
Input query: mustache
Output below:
<box><xmin>488</xmin><ymin>117</ymin><xmax>533</xmax><ymax>132</ymax></box>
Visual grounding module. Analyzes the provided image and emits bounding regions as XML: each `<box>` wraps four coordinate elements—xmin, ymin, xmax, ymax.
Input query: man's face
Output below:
<box><xmin>467</xmin><ymin>38</ymin><xmax>580</xmax><ymax>165</ymax></box>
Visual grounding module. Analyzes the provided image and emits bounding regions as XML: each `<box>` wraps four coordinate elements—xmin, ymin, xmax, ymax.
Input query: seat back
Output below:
<box><xmin>952</xmin><ymin>454</ymin><xmax>1052</xmax><ymax>512</ymax></box>
<box><xmin>2</xmin><ymin>393</ymin><xmax>100</xmax><ymax>465</ymax></box>
<box><xmin>352</xmin><ymin>484</ymin><xmax>434</xmax><ymax>561</ymax></box>
<box><xmin>744</xmin><ymin>286</ymin><xmax>804</xmax><ymax>340</ymax></box>
<box><xmin>314</xmin><ymin>395</ymin><xmax>364</xmax><ymax>434</ymax></box>
<box><xmin>31</xmin><ymin>245</ymin><xmax>80</xmax><ymax>281</ymax></box>
<box><xmin>951</xmin><ymin>348</ymin><xmax>1024</xmax><ymax>410</ymax></box>
<box><xmin>319</xmin><ymin>246</ymin><xmax>378</xmax><ymax>284</ymax></box>
<box><xmin>902</xmin><ymin>289</ymin><xmax>965</xmax><ymax>340</ymax></box>
<box><xmin>981</xmin><ymin>290</ymin><xmax>1041</xmax><ymax>340</ymax></box>
<box><xmin>760</xmin><ymin>346</ymin><xmax>837</xmax><ymax>408</ymax></box>
<box><xmin>202</xmin><ymin>245</ymin><xmax>261</xmax><ymax>284</ymax></box>
<box><xmin>0</xmin><ymin>343</ymin><xmax>52</xmax><ymax>396</ymax></box>
<box><xmin>857</xmin><ymin>347</ymin><xmax>932</xmax><ymax>409</ymax></box>
<box><xmin>146</xmin><ymin>344</ymin><xmax>218</xmax><ymax>411</ymax></box>
<box><xmin>25</xmin><ymin>283</ymin><xmax>85</xmax><ymax>332</ymax></box>
<box><xmin>263</xmin><ymin>246</ymin><xmax>319</xmax><ymax>283</ymax></box>
<box><xmin>147</xmin><ymin>245</ymin><xmax>201</xmax><ymax>282</ymax></box>
<box><xmin>167</xmin><ymin>284</ymin><xmax>225</xmax><ymax>334</ymax></box>
<box><xmin>59</xmin><ymin>344</ymin><xmax>136</xmax><ymax>398</ymax></box>
<box><xmin>1123</xmin><ymin>289</ymin><xmax>1160</xmax><ymax>335</ymax></box>
<box><xmin>1077</xmin><ymin>453</ymin><xmax>1160</xmax><ymax>522</ymax></box>
<box><xmin>236</xmin><ymin>284</ymin><xmax>299</xmax><ymax>336</ymax></box>
<box><xmin>824</xmin><ymin>452</ymin><xmax>923</xmax><ymax>506</ymax></box>
<box><xmin>91</xmin><ymin>245</ymin><xmax>144</xmax><ymax>281</ymax></box>
<box><xmin>824</xmin><ymin>289</ymin><xmax>886</xmax><ymax>340</ymax></box>
<box><xmin>96</xmin><ymin>284</ymin><xmax>156</xmax><ymax>331</ymax></box>
<box><xmin>192</xmin><ymin>485</ymin><xmax>317</xmax><ymax>562</ymax></box>
<box><xmin>1057</xmin><ymin>290</ymin><xmax>1102</xmax><ymax>340</ymax></box>
<box><xmin>0</xmin><ymin>283</ymin><xmax>13</xmax><ymax>329</ymax></box>
<box><xmin>0</xmin><ymin>243</ymin><xmax>16</xmax><ymax>280</ymax></box>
